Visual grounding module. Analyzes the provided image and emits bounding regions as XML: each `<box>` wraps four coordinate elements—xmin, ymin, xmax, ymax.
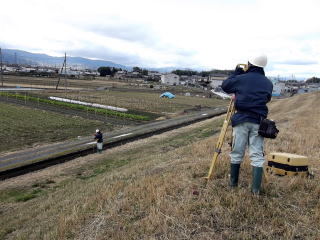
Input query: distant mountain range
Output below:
<box><xmin>1</xmin><ymin>49</ymin><xmax>131</xmax><ymax>70</ymax></box>
<box><xmin>0</xmin><ymin>49</ymin><xmax>179</xmax><ymax>72</ymax></box>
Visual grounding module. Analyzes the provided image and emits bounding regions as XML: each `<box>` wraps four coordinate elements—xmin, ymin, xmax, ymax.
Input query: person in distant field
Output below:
<box><xmin>94</xmin><ymin>129</ymin><xmax>103</xmax><ymax>153</ymax></box>
<box><xmin>221</xmin><ymin>54</ymin><xmax>273</xmax><ymax>195</ymax></box>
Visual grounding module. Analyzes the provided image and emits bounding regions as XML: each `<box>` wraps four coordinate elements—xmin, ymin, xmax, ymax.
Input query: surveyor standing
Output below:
<box><xmin>221</xmin><ymin>54</ymin><xmax>273</xmax><ymax>194</ymax></box>
<box><xmin>94</xmin><ymin>129</ymin><xmax>103</xmax><ymax>153</ymax></box>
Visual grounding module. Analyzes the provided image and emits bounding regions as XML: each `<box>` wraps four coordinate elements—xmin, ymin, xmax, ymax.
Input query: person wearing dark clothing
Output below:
<box><xmin>221</xmin><ymin>54</ymin><xmax>273</xmax><ymax>194</ymax></box>
<box><xmin>94</xmin><ymin>129</ymin><xmax>103</xmax><ymax>153</ymax></box>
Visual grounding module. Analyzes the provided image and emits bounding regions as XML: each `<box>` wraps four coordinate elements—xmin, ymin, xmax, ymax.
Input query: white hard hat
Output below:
<box><xmin>248</xmin><ymin>54</ymin><xmax>267</xmax><ymax>68</ymax></box>
<box><xmin>96</xmin><ymin>129</ymin><xmax>99</xmax><ymax>133</ymax></box>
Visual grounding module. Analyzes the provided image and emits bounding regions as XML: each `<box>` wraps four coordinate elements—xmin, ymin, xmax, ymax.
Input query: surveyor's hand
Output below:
<box><xmin>234</xmin><ymin>65</ymin><xmax>245</xmax><ymax>75</ymax></box>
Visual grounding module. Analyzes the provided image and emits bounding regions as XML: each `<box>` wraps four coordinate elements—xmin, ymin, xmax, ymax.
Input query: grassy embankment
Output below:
<box><xmin>0</xmin><ymin>102</ymin><xmax>108</xmax><ymax>153</ymax></box>
<box><xmin>0</xmin><ymin>92</ymin><xmax>319</xmax><ymax>239</ymax></box>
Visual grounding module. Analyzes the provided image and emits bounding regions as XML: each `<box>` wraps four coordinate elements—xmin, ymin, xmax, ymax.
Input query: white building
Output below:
<box><xmin>3</xmin><ymin>66</ymin><xmax>16</xmax><ymax>72</ymax></box>
<box><xmin>65</xmin><ymin>69</ymin><xmax>80</xmax><ymax>76</ymax></box>
<box><xmin>209</xmin><ymin>76</ymin><xmax>227</xmax><ymax>89</ymax></box>
<box><xmin>272</xmin><ymin>81</ymin><xmax>286</xmax><ymax>96</ymax></box>
<box><xmin>18</xmin><ymin>67</ymin><xmax>36</xmax><ymax>73</ymax></box>
<box><xmin>161</xmin><ymin>73</ymin><xmax>180</xmax><ymax>85</ymax></box>
<box><xmin>209</xmin><ymin>79</ymin><xmax>224</xmax><ymax>89</ymax></box>
<box><xmin>114</xmin><ymin>71</ymin><xmax>127</xmax><ymax>79</ymax></box>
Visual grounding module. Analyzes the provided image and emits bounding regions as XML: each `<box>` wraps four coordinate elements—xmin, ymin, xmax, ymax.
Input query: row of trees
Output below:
<box><xmin>132</xmin><ymin>67</ymin><xmax>148</xmax><ymax>75</ymax></box>
<box><xmin>97</xmin><ymin>66</ymin><xmax>150</xmax><ymax>77</ymax></box>
<box><xmin>97</xmin><ymin>67</ymin><xmax>123</xmax><ymax>77</ymax></box>
<box><xmin>306</xmin><ymin>77</ymin><xmax>320</xmax><ymax>83</ymax></box>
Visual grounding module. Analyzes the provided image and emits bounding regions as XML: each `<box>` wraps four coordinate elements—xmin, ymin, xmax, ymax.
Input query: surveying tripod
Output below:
<box><xmin>205</xmin><ymin>97</ymin><xmax>235</xmax><ymax>179</ymax></box>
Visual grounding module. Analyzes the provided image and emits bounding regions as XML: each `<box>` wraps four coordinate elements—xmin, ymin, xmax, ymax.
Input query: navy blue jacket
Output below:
<box><xmin>221</xmin><ymin>65</ymin><xmax>273</xmax><ymax>127</ymax></box>
<box><xmin>94</xmin><ymin>132</ymin><xmax>103</xmax><ymax>143</ymax></box>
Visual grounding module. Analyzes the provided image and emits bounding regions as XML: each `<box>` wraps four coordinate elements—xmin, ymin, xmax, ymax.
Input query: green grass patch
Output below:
<box><xmin>0</xmin><ymin>92</ymin><xmax>150</xmax><ymax>121</ymax></box>
<box><xmin>15</xmin><ymin>189</ymin><xmax>43</xmax><ymax>202</ymax></box>
<box><xmin>0</xmin><ymin>188</ymin><xmax>44</xmax><ymax>203</ymax></box>
<box><xmin>0</xmin><ymin>227</ymin><xmax>15</xmax><ymax>240</ymax></box>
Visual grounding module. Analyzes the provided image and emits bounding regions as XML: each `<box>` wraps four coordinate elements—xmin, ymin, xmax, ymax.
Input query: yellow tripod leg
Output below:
<box><xmin>205</xmin><ymin>99</ymin><xmax>235</xmax><ymax>180</ymax></box>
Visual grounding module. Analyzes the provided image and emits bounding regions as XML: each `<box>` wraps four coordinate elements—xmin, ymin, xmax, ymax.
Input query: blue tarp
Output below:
<box><xmin>160</xmin><ymin>92</ymin><xmax>175</xmax><ymax>99</ymax></box>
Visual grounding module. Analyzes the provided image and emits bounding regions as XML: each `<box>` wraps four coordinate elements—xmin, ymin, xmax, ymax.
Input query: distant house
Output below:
<box><xmin>114</xmin><ymin>71</ymin><xmax>127</xmax><ymax>79</ymax></box>
<box><xmin>209</xmin><ymin>79</ymin><xmax>223</xmax><ymax>89</ymax></box>
<box><xmin>272</xmin><ymin>80</ymin><xmax>286</xmax><ymax>96</ymax></box>
<box><xmin>65</xmin><ymin>69</ymin><xmax>80</xmax><ymax>77</ymax></box>
<box><xmin>161</xmin><ymin>73</ymin><xmax>180</xmax><ymax>86</ymax></box>
<box><xmin>18</xmin><ymin>67</ymin><xmax>36</xmax><ymax>73</ymax></box>
<box><xmin>148</xmin><ymin>71</ymin><xmax>162</xmax><ymax>81</ymax></box>
<box><xmin>125</xmin><ymin>71</ymin><xmax>141</xmax><ymax>78</ymax></box>
<box><xmin>3</xmin><ymin>66</ymin><xmax>15</xmax><ymax>72</ymax></box>
<box><xmin>209</xmin><ymin>76</ymin><xmax>227</xmax><ymax>89</ymax></box>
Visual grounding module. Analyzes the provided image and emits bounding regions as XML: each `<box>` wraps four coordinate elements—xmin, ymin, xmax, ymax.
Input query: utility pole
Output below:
<box><xmin>14</xmin><ymin>52</ymin><xmax>17</xmax><ymax>66</ymax></box>
<box><xmin>0</xmin><ymin>47</ymin><xmax>3</xmax><ymax>87</ymax></box>
<box><xmin>64</xmin><ymin>52</ymin><xmax>67</xmax><ymax>91</ymax></box>
<box><xmin>55</xmin><ymin>52</ymin><xmax>67</xmax><ymax>90</ymax></box>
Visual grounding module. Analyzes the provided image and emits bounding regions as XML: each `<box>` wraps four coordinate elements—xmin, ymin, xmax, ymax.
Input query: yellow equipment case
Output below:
<box><xmin>266</xmin><ymin>152</ymin><xmax>309</xmax><ymax>177</ymax></box>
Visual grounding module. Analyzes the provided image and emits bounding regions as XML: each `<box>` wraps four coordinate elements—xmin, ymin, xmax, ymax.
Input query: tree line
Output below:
<box><xmin>97</xmin><ymin>67</ymin><xmax>123</xmax><ymax>77</ymax></box>
<box><xmin>305</xmin><ymin>77</ymin><xmax>320</xmax><ymax>83</ymax></box>
<box><xmin>97</xmin><ymin>66</ymin><xmax>149</xmax><ymax>77</ymax></box>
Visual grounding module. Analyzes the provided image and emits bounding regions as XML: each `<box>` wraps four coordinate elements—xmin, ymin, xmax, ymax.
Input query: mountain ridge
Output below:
<box><xmin>1</xmin><ymin>48</ymin><xmax>180</xmax><ymax>72</ymax></box>
<box><xmin>1</xmin><ymin>49</ymin><xmax>131</xmax><ymax>70</ymax></box>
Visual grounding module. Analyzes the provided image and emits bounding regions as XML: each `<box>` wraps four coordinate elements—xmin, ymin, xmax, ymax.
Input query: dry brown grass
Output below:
<box><xmin>1</xmin><ymin>92</ymin><xmax>320</xmax><ymax>239</ymax></box>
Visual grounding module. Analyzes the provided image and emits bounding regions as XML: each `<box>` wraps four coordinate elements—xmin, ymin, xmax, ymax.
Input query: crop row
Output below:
<box><xmin>0</xmin><ymin>92</ymin><xmax>150</xmax><ymax>121</ymax></box>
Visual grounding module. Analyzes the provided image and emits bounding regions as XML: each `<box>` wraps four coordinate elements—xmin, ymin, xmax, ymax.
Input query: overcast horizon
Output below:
<box><xmin>1</xmin><ymin>0</ymin><xmax>319</xmax><ymax>79</ymax></box>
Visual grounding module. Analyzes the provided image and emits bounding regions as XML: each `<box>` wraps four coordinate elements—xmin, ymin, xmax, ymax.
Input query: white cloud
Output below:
<box><xmin>1</xmin><ymin>0</ymin><xmax>320</xmax><ymax>78</ymax></box>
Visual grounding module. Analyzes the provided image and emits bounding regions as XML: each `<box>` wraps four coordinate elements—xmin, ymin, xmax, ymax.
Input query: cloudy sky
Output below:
<box><xmin>1</xmin><ymin>0</ymin><xmax>319</xmax><ymax>78</ymax></box>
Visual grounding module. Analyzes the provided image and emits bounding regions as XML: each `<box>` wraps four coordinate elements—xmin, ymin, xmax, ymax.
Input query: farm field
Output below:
<box><xmin>0</xmin><ymin>92</ymin><xmax>319</xmax><ymax>239</ymax></box>
<box><xmin>0</xmin><ymin>75</ymin><xmax>227</xmax><ymax>156</ymax></box>
<box><xmin>0</xmin><ymin>102</ymin><xmax>110</xmax><ymax>153</ymax></box>
<box><xmin>2</xmin><ymin>75</ymin><xmax>227</xmax><ymax>115</ymax></box>
<box><xmin>39</xmin><ymin>90</ymin><xmax>226</xmax><ymax>115</ymax></box>
<box><xmin>2</xmin><ymin>75</ymin><xmax>212</xmax><ymax>93</ymax></box>
<box><xmin>1</xmin><ymin>75</ymin><xmax>128</xmax><ymax>90</ymax></box>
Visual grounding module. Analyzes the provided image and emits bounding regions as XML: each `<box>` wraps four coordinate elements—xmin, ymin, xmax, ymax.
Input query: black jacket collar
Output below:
<box><xmin>247</xmin><ymin>65</ymin><xmax>265</xmax><ymax>75</ymax></box>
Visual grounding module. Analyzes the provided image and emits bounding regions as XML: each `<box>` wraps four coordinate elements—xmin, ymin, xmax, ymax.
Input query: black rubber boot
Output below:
<box><xmin>230</xmin><ymin>163</ymin><xmax>240</xmax><ymax>187</ymax></box>
<box><xmin>252</xmin><ymin>167</ymin><xmax>263</xmax><ymax>195</ymax></box>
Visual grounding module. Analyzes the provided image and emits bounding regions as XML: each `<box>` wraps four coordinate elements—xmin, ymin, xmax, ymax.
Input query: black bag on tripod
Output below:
<box><xmin>258</xmin><ymin>118</ymin><xmax>279</xmax><ymax>139</ymax></box>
